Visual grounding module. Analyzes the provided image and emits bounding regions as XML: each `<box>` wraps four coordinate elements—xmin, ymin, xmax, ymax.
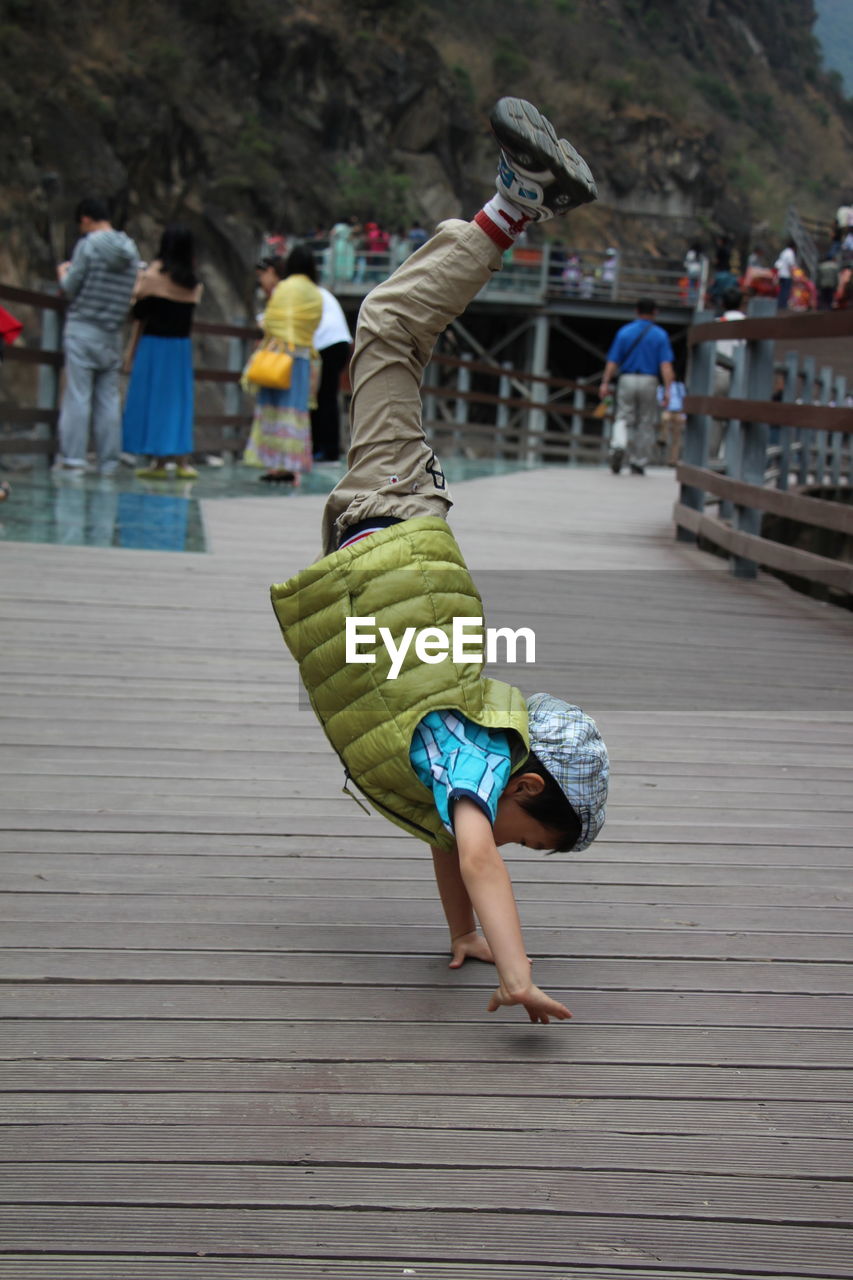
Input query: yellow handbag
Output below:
<box><xmin>246</xmin><ymin>340</ymin><xmax>294</xmax><ymax>390</ymax></box>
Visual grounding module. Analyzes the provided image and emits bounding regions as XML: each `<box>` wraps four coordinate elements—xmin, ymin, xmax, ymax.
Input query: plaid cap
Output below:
<box><xmin>526</xmin><ymin>692</ymin><xmax>609</xmax><ymax>852</ymax></box>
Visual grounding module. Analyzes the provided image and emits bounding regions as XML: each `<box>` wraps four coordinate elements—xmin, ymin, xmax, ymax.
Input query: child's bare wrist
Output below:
<box><xmin>500</xmin><ymin>965</ymin><xmax>533</xmax><ymax>997</ymax></box>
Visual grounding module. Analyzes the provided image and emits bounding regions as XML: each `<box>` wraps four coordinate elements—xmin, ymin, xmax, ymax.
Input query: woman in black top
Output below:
<box><xmin>122</xmin><ymin>226</ymin><xmax>203</xmax><ymax>478</ymax></box>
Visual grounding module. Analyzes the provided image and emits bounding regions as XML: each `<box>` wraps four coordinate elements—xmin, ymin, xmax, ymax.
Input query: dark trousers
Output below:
<box><xmin>311</xmin><ymin>341</ymin><xmax>351</xmax><ymax>461</ymax></box>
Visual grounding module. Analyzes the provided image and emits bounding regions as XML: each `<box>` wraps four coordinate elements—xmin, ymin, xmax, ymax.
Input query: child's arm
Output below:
<box><xmin>452</xmin><ymin>798</ymin><xmax>572</xmax><ymax>1024</ymax></box>
<box><xmin>430</xmin><ymin>843</ymin><xmax>495</xmax><ymax>967</ymax></box>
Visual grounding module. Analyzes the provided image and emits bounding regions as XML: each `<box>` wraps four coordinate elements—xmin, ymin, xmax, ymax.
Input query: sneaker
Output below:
<box><xmin>204</xmin><ymin>454</ymin><xmax>225</xmax><ymax>467</ymax></box>
<box><xmin>609</xmin><ymin>448</ymin><xmax>625</xmax><ymax>475</ymax></box>
<box><xmin>629</xmin><ymin>462</ymin><xmax>646</xmax><ymax>475</ymax></box>
<box><xmin>490</xmin><ymin>97</ymin><xmax>597</xmax><ymax>221</ymax></box>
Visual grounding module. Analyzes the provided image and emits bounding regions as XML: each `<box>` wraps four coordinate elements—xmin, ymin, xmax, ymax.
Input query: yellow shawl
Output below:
<box><xmin>263</xmin><ymin>274</ymin><xmax>322</xmax><ymax>350</ymax></box>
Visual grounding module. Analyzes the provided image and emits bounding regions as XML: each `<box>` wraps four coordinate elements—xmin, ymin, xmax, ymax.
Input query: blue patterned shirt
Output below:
<box><xmin>410</xmin><ymin>710</ymin><xmax>512</xmax><ymax>836</ymax></box>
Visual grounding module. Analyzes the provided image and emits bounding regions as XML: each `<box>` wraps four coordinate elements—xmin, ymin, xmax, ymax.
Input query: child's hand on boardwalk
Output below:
<box><xmin>448</xmin><ymin>929</ymin><xmax>495</xmax><ymax>968</ymax></box>
<box><xmin>487</xmin><ymin>981</ymin><xmax>572</xmax><ymax>1024</ymax></box>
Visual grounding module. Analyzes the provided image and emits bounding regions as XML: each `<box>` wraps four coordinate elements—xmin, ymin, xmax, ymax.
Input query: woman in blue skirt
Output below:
<box><xmin>123</xmin><ymin>226</ymin><xmax>203</xmax><ymax>479</ymax></box>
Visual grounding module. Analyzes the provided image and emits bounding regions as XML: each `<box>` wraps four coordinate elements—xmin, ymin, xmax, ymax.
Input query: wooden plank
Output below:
<box><xmin>3</xmin><ymin>856</ymin><xmax>853</xmax><ymax>898</ymax></box>
<box><xmin>1</xmin><ymin>1164</ymin><xmax>848</xmax><ymax>1223</ymax></box>
<box><xmin>689</xmin><ymin>307</ymin><xmax>853</xmax><ymax>343</ymax></box>
<box><xmin>4</xmin><ymin>849</ymin><xmax>853</xmax><ymax>886</ymax></box>
<box><xmin>674</xmin><ymin>501</ymin><xmax>853</xmax><ymax>591</ymax></box>
<box><xmin>0</xmin><ymin>1264</ymin><xmax>837</xmax><ymax>1280</ymax></box>
<box><xmin>0</xmin><ymin>1092</ymin><xmax>847</xmax><ymax>1137</ymax></box>
<box><xmin>1</xmin><ymin>920</ymin><xmax>847</xmax><ymax>961</ymax></box>
<box><xmin>0</xmin><ymin>283</ymin><xmax>64</xmax><ymax>309</ymax></box>
<box><xmin>3</xmin><ymin>345</ymin><xmax>62</xmax><ymax>367</ymax></box>
<box><xmin>0</xmin><ymin>890</ymin><xmax>849</xmax><ymax>932</ymax></box>
<box><xmin>677</xmin><ymin>461</ymin><xmax>853</xmax><ymax>534</ymax></box>
<box><xmin>3</xmin><ymin>1123</ymin><xmax>849</xmax><ymax>1177</ymax></box>
<box><xmin>683</xmin><ymin>394</ymin><xmax>853</xmax><ymax>433</ymax></box>
<box><xmin>3</xmin><ymin>870</ymin><xmax>850</xmax><ymax>907</ymax></box>
<box><xmin>4</xmin><ymin>827</ymin><xmax>853</xmax><ymax>866</ymax></box>
<box><xmin>2</xmin><ymin>1021</ymin><xmax>851</xmax><ymax>1066</ymax></box>
<box><xmin>2</xmin><ymin>984</ymin><xmax>850</xmax><ymax>1029</ymax></box>
<box><xmin>5</xmin><ymin>1060</ymin><xmax>850</xmax><ymax>1101</ymax></box>
<box><xmin>3</xmin><ymin>952</ymin><xmax>848</xmax><ymax>994</ymax></box>
<box><xmin>0</xmin><ymin>405</ymin><xmax>59</xmax><ymax>426</ymax></box>
<box><xmin>5</xmin><ymin>810</ymin><xmax>853</xmax><ymax>846</ymax></box>
<box><xmin>0</xmin><ymin>1206</ymin><xmax>848</xmax><ymax>1273</ymax></box>
<box><xmin>3</xmin><ymin>753</ymin><xmax>853</xmax><ymax>797</ymax></box>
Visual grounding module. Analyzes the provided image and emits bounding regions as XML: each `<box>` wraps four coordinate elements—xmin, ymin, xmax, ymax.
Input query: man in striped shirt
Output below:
<box><xmin>56</xmin><ymin>198</ymin><xmax>140</xmax><ymax>475</ymax></box>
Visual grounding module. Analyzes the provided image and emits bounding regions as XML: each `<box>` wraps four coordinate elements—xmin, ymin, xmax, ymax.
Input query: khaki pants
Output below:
<box><xmin>610</xmin><ymin>373</ymin><xmax>659</xmax><ymax>468</ymax></box>
<box><xmin>321</xmin><ymin>219</ymin><xmax>503</xmax><ymax>554</ymax></box>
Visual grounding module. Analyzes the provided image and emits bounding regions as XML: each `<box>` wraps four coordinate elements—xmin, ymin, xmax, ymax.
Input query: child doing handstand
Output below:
<box><xmin>272</xmin><ymin>98</ymin><xmax>609</xmax><ymax>1023</ymax></box>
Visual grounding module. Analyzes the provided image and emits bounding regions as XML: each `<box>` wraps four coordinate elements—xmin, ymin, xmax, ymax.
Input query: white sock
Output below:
<box><xmin>482</xmin><ymin>191</ymin><xmax>530</xmax><ymax>238</ymax></box>
<box><xmin>474</xmin><ymin>191</ymin><xmax>531</xmax><ymax>250</ymax></box>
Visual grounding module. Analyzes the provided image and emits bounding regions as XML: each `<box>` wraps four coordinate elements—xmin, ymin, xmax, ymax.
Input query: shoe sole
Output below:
<box><xmin>490</xmin><ymin>97</ymin><xmax>597</xmax><ymax>213</ymax></box>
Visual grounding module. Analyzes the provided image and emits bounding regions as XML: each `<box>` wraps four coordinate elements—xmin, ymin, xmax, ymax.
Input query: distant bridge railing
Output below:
<box><xmin>422</xmin><ymin>352</ymin><xmax>609</xmax><ymax>465</ymax></box>
<box><xmin>317</xmin><ymin>244</ymin><xmax>695</xmax><ymax>311</ymax></box>
<box><xmin>675</xmin><ymin>301</ymin><xmax>853</xmax><ymax>598</ymax></box>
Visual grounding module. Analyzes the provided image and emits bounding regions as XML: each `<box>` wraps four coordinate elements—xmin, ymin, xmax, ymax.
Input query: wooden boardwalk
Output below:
<box><xmin>1</xmin><ymin>466</ymin><xmax>852</xmax><ymax>1280</ymax></box>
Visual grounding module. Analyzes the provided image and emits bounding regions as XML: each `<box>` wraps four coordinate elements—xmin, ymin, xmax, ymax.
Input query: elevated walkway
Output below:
<box><xmin>324</xmin><ymin>242</ymin><xmax>694</xmax><ymax>326</ymax></box>
<box><xmin>1</xmin><ymin>465</ymin><xmax>851</xmax><ymax>1278</ymax></box>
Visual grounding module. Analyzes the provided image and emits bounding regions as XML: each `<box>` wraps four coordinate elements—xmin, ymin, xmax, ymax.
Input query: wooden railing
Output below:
<box><xmin>0</xmin><ymin>283</ymin><xmax>259</xmax><ymax>458</ymax></box>
<box><xmin>0</xmin><ymin>284</ymin><xmax>611</xmax><ymax>466</ymax></box>
<box><xmin>675</xmin><ymin>301</ymin><xmax>853</xmax><ymax>597</ymax></box>
<box><xmin>423</xmin><ymin>352</ymin><xmax>608</xmax><ymax>464</ymax></box>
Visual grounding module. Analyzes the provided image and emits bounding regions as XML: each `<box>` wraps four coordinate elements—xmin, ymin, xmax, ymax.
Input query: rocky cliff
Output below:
<box><xmin>1</xmin><ymin>0</ymin><xmax>851</xmax><ymax>318</ymax></box>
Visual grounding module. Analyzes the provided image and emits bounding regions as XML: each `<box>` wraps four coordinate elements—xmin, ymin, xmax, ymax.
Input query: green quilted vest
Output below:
<box><xmin>270</xmin><ymin>517</ymin><xmax>530</xmax><ymax>849</ymax></box>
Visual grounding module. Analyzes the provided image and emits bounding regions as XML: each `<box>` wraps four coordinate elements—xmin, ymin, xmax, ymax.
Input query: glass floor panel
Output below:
<box><xmin>0</xmin><ymin>456</ymin><xmax>533</xmax><ymax>554</ymax></box>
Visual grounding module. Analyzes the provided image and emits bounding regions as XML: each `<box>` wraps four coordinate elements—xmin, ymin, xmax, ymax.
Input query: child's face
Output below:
<box><xmin>493</xmin><ymin>787</ymin><xmax>560</xmax><ymax>852</ymax></box>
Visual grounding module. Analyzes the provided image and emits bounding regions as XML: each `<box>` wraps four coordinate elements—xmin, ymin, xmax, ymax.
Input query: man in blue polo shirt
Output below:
<box><xmin>599</xmin><ymin>297</ymin><xmax>674</xmax><ymax>475</ymax></box>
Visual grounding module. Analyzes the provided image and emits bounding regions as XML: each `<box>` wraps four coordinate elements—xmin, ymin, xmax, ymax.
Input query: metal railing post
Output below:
<box><xmin>831</xmin><ymin>376</ymin><xmax>846</xmax><ymax>486</ymax></box>
<box><xmin>813</xmin><ymin>367</ymin><xmax>833</xmax><ymax>485</ymax></box>
<box><xmin>571</xmin><ymin>385</ymin><xmax>585</xmax><ymax>464</ymax></box>
<box><xmin>776</xmin><ymin>351</ymin><xmax>799</xmax><ymax>493</ymax></box>
<box><xmin>539</xmin><ymin>243</ymin><xmax>551</xmax><ymax>302</ymax></box>
<box><xmin>720</xmin><ymin>343</ymin><xmax>747</xmax><ymax>522</ymax></box>
<box><xmin>496</xmin><ymin>360</ymin><xmax>511</xmax><ymax>456</ymax></box>
<box><xmin>731</xmin><ymin>297</ymin><xmax>775</xmax><ymax>578</ymax></box>
<box><xmin>526</xmin><ymin>314</ymin><xmax>549</xmax><ymax>465</ymax></box>
<box><xmin>224</xmin><ymin>332</ymin><xmax>245</xmax><ymax>458</ymax></box>
<box><xmin>677</xmin><ymin>308</ymin><xmax>715</xmax><ymax>542</ymax></box>
<box><xmin>37</xmin><ymin>302</ymin><xmax>62</xmax><ymax>466</ymax></box>
<box><xmin>453</xmin><ymin>353</ymin><xmax>471</xmax><ymax>456</ymax></box>
<box><xmin>796</xmin><ymin>355</ymin><xmax>816</xmax><ymax>486</ymax></box>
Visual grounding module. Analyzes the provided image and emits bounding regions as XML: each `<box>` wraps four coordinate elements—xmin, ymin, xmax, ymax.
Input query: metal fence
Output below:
<box><xmin>317</xmin><ymin>244</ymin><xmax>697</xmax><ymax>310</ymax></box>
